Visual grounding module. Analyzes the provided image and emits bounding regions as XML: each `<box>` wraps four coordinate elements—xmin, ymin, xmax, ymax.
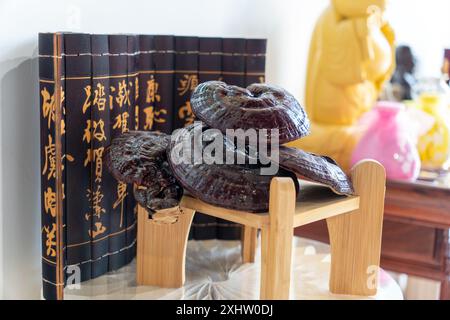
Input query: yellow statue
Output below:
<box><xmin>288</xmin><ymin>0</ymin><xmax>396</xmax><ymax>171</ymax></box>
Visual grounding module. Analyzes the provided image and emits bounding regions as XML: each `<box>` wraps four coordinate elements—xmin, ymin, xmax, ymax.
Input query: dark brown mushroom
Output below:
<box><xmin>223</xmin><ymin>139</ymin><xmax>354</xmax><ymax>196</ymax></box>
<box><xmin>190</xmin><ymin>81</ymin><xmax>310</xmax><ymax>144</ymax></box>
<box><xmin>106</xmin><ymin>81</ymin><xmax>353</xmax><ymax>215</ymax></box>
<box><xmin>104</xmin><ymin>131</ymin><xmax>183</xmax><ymax>213</ymax></box>
<box><xmin>104</xmin><ymin>131</ymin><xmax>170</xmax><ymax>187</ymax></box>
<box><xmin>276</xmin><ymin>146</ymin><xmax>354</xmax><ymax>195</ymax></box>
<box><xmin>167</xmin><ymin>123</ymin><xmax>299</xmax><ymax>213</ymax></box>
<box><xmin>134</xmin><ymin>184</ymin><xmax>183</xmax><ymax>212</ymax></box>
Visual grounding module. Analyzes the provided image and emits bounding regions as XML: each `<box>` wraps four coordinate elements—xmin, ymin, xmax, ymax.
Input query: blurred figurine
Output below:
<box><xmin>390</xmin><ymin>45</ymin><xmax>417</xmax><ymax>101</ymax></box>
<box><xmin>443</xmin><ymin>49</ymin><xmax>450</xmax><ymax>86</ymax></box>
<box><xmin>288</xmin><ymin>0</ymin><xmax>395</xmax><ymax>170</ymax></box>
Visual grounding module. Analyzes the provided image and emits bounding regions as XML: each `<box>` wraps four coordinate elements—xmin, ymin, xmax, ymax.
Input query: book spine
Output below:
<box><xmin>192</xmin><ymin>37</ymin><xmax>223</xmax><ymax>240</ymax></box>
<box><xmin>245</xmin><ymin>39</ymin><xmax>267</xmax><ymax>85</ymax></box>
<box><xmin>125</xmin><ymin>35</ymin><xmax>138</xmax><ymax>261</ymax></box>
<box><xmin>88</xmin><ymin>34</ymin><xmax>111</xmax><ymax>277</ymax></box>
<box><xmin>222</xmin><ymin>38</ymin><xmax>246</xmax><ymax>87</ymax></box>
<box><xmin>137</xmin><ymin>35</ymin><xmax>155</xmax><ymax>131</ymax></box>
<box><xmin>107</xmin><ymin>34</ymin><xmax>130</xmax><ymax>270</ymax></box>
<box><xmin>39</xmin><ymin>32</ymin><xmax>65</xmax><ymax>300</ymax></box>
<box><xmin>57</xmin><ymin>34</ymin><xmax>67</xmax><ymax>299</ymax></box>
<box><xmin>198</xmin><ymin>37</ymin><xmax>222</xmax><ymax>82</ymax></box>
<box><xmin>63</xmin><ymin>33</ymin><xmax>94</xmax><ymax>283</ymax></box>
<box><xmin>153</xmin><ymin>35</ymin><xmax>175</xmax><ymax>134</ymax></box>
<box><xmin>173</xmin><ymin>36</ymin><xmax>199</xmax><ymax>129</ymax></box>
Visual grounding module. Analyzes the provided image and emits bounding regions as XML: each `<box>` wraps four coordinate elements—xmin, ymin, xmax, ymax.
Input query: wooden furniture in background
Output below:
<box><xmin>296</xmin><ymin>172</ymin><xmax>450</xmax><ymax>300</ymax></box>
<box><xmin>135</xmin><ymin>160</ymin><xmax>386</xmax><ymax>299</ymax></box>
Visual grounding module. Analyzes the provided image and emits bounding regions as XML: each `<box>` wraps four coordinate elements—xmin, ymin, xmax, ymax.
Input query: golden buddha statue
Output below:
<box><xmin>287</xmin><ymin>0</ymin><xmax>396</xmax><ymax>171</ymax></box>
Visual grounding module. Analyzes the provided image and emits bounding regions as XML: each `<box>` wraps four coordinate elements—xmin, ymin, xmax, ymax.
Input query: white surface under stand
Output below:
<box><xmin>64</xmin><ymin>238</ymin><xmax>403</xmax><ymax>300</ymax></box>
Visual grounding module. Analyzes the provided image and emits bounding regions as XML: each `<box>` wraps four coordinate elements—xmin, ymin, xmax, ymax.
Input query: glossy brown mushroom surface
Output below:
<box><xmin>104</xmin><ymin>131</ymin><xmax>170</xmax><ymax>187</ymax></box>
<box><xmin>276</xmin><ymin>146</ymin><xmax>354</xmax><ymax>195</ymax></box>
<box><xmin>190</xmin><ymin>81</ymin><xmax>310</xmax><ymax>144</ymax></box>
<box><xmin>167</xmin><ymin>124</ymin><xmax>299</xmax><ymax>213</ymax></box>
<box><xmin>104</xmin><ymin>131</ymin><xmax>183</xmax><ymax>212</ymax></box>
<box><xmin>224</xmin><ymin>139</ymin><xmax>354</xmax><ymax>196</ymax></box>
<box><xmin>133</xmin><ymin>184</ymin><xmax>183</xmax><ymax>212</ymax></box>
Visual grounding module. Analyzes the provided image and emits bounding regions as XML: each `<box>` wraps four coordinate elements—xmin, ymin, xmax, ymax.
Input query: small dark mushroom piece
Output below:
<box><xmin>167</xmin><ymin>124</ymin><xmax>299</xmax><ymax>213</ymax></box>
<box><xmin>104</xmin><ymin>131</ymin><xmax>183</xmax><ymax>213</ymax></box>
<box><xmin>134</xmin><ymin>183</ymin><xmax>183</xmax><ymax>212</ymax></box>
<box><xmin>190</xmin><ymin>81</ymin><xmax>310</xmax><ymax>144</ymax></box>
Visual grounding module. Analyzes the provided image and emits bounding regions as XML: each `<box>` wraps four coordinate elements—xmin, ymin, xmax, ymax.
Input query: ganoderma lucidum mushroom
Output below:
<box><xmin>104</xmin><ymin>131</ymin><xmax>183</xmax><ymax>213</ymax></box>
<box><xmin>105</xmin><ymin>81</ymin><xmax>353</xmax><ymax>214</ymax></box>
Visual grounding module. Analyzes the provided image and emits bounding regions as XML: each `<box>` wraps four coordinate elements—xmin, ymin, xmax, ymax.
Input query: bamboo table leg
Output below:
<box><xmin>242</xmin><ymin>226</ymin><xmax>258</xmax><ymax>263</ymax></box>
<box><xmin>260</xmin><ymin>178</ymin><xmax>296</xmax><ymax>300</ymax></box>
<box><xmin>136</xmin><ymin>206</ymin><xmax>195</xmax><ymax>288</ymax></box>
<box><xmin>326</xmin><ymin>160</ymin><xmax>386</xmax><ymax>296</ymax></box>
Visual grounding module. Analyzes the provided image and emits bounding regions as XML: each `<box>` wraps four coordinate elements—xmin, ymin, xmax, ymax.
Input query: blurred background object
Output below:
<box><xmin>406</xmin><ymin>93</ymin><xmax>450</xmax><ymax>172</ymax></box>
<box><xmin>442</xmin><ymin>49</ymin><xmax>450</xmax><ymax>85</ymax></box>
<box><xmin>389</xmin><ymin>45</ymin><xmax>417</xmax><ymax>101</ymax></box>
<box><xmin>386</xmin><ymin>46</ymin><xmax>450</xmax><ymax>176</ymax></box>
<box><xmin>351</xmin><ymin>101</ymin><xmax>421</xmax><ymax>181</ymax></box>
<box><xmin>287</xmin><ymin>0</ymin><xmax>396</xmax><ymax>171</ymax></box>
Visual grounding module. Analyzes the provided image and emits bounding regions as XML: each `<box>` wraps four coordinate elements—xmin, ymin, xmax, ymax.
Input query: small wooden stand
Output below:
<box><xmin>136</xmin><ymin>160</ymin><xmax>386</xmax><ymax>299</ymax></box>
<box><xmin>136</xmin><ymin>207</ymin><xmax>195</xmax><ymax>287</ymax></box>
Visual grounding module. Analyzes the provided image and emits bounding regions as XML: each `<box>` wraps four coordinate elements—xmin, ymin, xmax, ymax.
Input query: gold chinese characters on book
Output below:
<box><xmin>39</xmin><ymin>33</ymin><xmax>267</xmax><ymax>300</ymax></box>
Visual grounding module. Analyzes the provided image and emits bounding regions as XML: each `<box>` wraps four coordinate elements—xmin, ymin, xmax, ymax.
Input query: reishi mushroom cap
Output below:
<box><xmin>104</xmin><ymin>131</ymin><xmax>183</xmax><ymax>212</ymax></box>
<box><xmin>167</xmin><ymin>123</ymin><xmax>300</xmax><ymax>213</ymax></box>
<box><xmin>190</xmin><ymin>81</ymin><xmax>310</xmax><ymax>144</ymax></box>
<box><xmin>104</xmin><ymin>131</ymin><xmax>171</xmax><ymax>187</ymax></box>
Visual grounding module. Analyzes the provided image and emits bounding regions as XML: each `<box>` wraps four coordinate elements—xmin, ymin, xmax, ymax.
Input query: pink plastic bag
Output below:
<box><xmin>351</xmin><ymin>101</ymin><xmax>421</xmax><ymax>181</ymax></box>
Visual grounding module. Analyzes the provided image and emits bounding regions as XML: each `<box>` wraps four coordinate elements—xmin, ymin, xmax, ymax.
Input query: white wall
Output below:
<box><xmin>0</xmin><ymin>0</ymin><xmax>449</xmax><ymax>299</ymax></box>
<box><xmin>387</xmin><ymin>0</ymin><xmax>450</xmax><ymax>78</ymax></box>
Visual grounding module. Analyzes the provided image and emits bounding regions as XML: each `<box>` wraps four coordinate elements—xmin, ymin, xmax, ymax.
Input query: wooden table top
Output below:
<box><xmin>385</xmin><ymin>171</ymin><xmax>450</xmax><ymax>229</ymax></box>
<box><xmin>388</xmin><ymin>170</ymin><xmax>450</xmax><ymax>189</ymax></box>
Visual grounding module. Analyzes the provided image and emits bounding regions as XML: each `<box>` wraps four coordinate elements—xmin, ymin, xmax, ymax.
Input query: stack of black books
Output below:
<box><xmin>39</xmin><ymin>33</ymin><xmax>267</xmax><ymax>299</ymax></box>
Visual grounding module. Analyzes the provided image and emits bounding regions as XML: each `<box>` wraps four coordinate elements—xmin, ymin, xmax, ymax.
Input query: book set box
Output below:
<box><xmin>38</xmin><ymin>33</ymin><xmax>266</xmax><ymax>299</ymax></box>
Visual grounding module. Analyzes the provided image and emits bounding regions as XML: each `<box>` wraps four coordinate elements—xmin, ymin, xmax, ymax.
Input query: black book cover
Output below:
<box><xmin>41</xmin><ymin>33</ymin><xmax>139</xmax><ymax>298</ymax></box>
<box><xmin>88</xmin><ymin>33</ymin><xmax>111</xmax><ymax>278</ymax></box>
<box><xmin>63</xmin><ymin>33</ymin><xmax>94</xmax><ymax>283</ymax></box>
<box><xmin>137</xmin><ymin>34</ymin><xmax>156</xmax><ymax>131</ymax></box>
<box><xmin>125</xmin><ymin>35</ymin><xmax>138</xmax><ymax>262</ymax></box>
<box><xmin>153</xmin><ymin>35</ymin><xmax>175</xmax><ymax>133</ymax></box>
<box><xmin>245</xmin><ymin>39</ymin><xmax>267</xmax><ymax>85</ymax></box>
<box><xmin>107</xmin><ymin>34</ymin><xmax>133</xmax><ymax>271</ymax></box>
<box><xmin>198</xmin><ymin>37</ymin><xmax>222</xmax><ymax>82</ymax></box>
<box><xmin>173</xmin><ymin>36</ymin><xmax>199</xmax><ymax>129</ymax></box>
<box><xmin>222</xmin><ymin>38</ymin><xmax>246</xmax><ymax>87</ymax></box>
<box><xmin>39</xmin><ymin>32</ymin><xmax>65</xmax><ymax>300</ymax></box>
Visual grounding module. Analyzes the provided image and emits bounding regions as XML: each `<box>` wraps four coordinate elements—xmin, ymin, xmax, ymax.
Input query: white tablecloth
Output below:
<box><xmin>65</xmin><ymin>238</ymin><xmax>403</xmax><ymax>300</ymax></box>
